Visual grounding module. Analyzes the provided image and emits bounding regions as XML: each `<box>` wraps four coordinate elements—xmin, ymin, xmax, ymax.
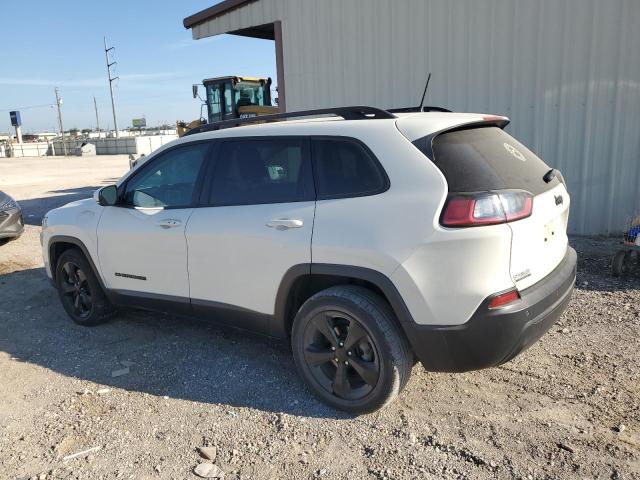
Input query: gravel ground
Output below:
<box><xmin>0</xmin><ymin>156</ymin><xmax>639</xmax><ymax>480</ymax></box>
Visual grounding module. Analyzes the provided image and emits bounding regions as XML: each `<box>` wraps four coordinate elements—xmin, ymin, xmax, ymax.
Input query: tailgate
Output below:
<box><xmin>410</xmin><ymin>123</ymin><xmax>571</xmax><ymax>290</ymax></box>
<box><xmin>508</xmin><ymin>183</ymin><xmax>570</xmax><ymax>289</ymax></box>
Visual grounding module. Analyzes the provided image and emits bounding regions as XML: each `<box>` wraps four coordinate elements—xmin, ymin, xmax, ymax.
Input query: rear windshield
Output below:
<box><xmin>415</xmin><ymin>127</ymin><xmax>558</xmax><ymax>195</ymax></box>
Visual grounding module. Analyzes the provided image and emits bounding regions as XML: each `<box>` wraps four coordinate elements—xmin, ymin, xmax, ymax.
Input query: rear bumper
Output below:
<box><xmin>402</xmin><ymin>246</ymin><xmax>577</xmax><ymax>372</ymax></box>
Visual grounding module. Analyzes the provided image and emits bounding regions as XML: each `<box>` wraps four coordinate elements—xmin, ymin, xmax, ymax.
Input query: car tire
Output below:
<box><xmin>612</xmin><ymin>250</ymin><xmax>630</xmax><ymax>277</ymax></box>
<box><xmin>291</xmin><ymin>285</ymin><xmax>413</xmax><ymax>414</ymax></box>
<box><xmin>55</xmin><ymin>248</ymin><xmax>115</xmax><ymax>326</ymax></box>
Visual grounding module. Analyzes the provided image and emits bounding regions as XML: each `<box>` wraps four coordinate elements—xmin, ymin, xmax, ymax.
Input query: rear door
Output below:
<box><xmin>185</xmin><ymin>137</ymin><xmax>315</xmax><ymax>333</ymax></box>
<box><xmin>427</xmin><ymin>126</ymin><xmax>570</xmax><ymax>289</ymax></box>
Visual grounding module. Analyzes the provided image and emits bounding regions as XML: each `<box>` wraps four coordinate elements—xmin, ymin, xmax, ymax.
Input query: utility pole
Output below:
<box><xmin>93</xmin><ymin>96</ymin><xmax>100</xmax><ymax>133</ymax></box>
<box><xmin>54</xmin><ymin>87</ymin><xmax>67</xmax><ymax>156</ymax></box>
<box><xmin>104</xmin><ymin>37</ymin><xmax>119</xmax><ymax>138</ymax></box>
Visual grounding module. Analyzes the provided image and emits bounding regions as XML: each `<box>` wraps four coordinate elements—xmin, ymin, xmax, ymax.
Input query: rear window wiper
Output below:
<box><xmin>543</xmin><ymin>168</ymin><xmax>558</xmax><ymax>183</ymax></box>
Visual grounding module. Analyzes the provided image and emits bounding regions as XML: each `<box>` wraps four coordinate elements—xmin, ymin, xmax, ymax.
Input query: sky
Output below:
<box><xmin>0</xmin><ymin>0</ymin><xmax>277</xmax><ymax>133</ymax></box>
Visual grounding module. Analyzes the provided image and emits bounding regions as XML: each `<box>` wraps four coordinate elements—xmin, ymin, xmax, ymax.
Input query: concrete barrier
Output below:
<box><xmin>134</xmin><ymin>135</ymin><xmax>177</xmax><ymax>155</ymax></box>
<box><xmin>52</xmin><ymin>140</ymin><xmax>83</xmax><ymax>156</ymax></box>
<box><xmin>5</xmin><ymin>142</ymin><xmax>52</xmax><ymax>157</ymax></box>
<box><xmin>51</xmin><ymin>135</ymin><xmax>177</xmax><ymax>156</ymax></box>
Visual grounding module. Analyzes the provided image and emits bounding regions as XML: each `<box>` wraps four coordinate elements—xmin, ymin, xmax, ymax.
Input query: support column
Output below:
<box><xmin>274</xmin><ymin>21</ymin><xmax>286</xmax><ymax>113</ymax></box>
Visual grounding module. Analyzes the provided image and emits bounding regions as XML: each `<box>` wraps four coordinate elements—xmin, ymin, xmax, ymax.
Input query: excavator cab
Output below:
<box><xmin>178</xmin><ymin>76</ymin><xmax>278</xmax><ymax>137</ymax></box>
<box><xmin>201</xmin><ymin>76</ymin><xmax>275</xmax><ymax>123</ymax></box>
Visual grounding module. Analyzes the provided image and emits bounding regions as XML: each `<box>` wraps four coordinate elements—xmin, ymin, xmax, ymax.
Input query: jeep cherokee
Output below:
<box><xmin>41</xmin><ymin>107</ymin><xmax>576</xmax><ymax>413</ymax></box>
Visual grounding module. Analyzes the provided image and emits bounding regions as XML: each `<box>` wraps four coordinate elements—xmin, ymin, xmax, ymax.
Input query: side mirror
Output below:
<box><xmin>192</xmin><ymin>84</ymin><xmax>199</xmax><ymax>99</ymax></box>
<box><xmin>96</xmin><ymin>185</ymin><xmax>118</xmax><ymax>206</ymax></box>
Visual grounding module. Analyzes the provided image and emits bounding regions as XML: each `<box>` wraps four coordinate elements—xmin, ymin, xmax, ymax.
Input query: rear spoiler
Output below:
<box><xmin>417</xmin><ymin>116</ymin><xmax>511</xmax><ymax>159</ymax></box>
<box><xmin>388</xmin><ymin>106</ymin><xmax>452</xmax><ymax>113</ymax></box>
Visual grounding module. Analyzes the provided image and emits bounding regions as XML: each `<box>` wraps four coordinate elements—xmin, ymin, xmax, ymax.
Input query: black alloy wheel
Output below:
<box><xmin>302</xmin><ymin>310</ymin><xmax>380</xmax><ymax>400</ymax></box>
<box><xmin>59</xmin><ymin>261</ymin><xmax>93</xmax><ymax>319</ymax></box>
<box><xmin>55</xmin><ymin>248</ymin><xmax>114</xmax><ymax>326</ymax></box>
<box><xmin>292</xmin><ymin>285</ymin><xmax>413</xmax><ymax>414</ymax></box>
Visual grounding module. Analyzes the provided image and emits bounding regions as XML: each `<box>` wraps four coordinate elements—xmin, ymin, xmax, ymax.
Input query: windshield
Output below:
<box><xmin>233</xmin><ymin>81</ymin><xmax>267</xmax><ymax>108</ymax></box>
<box><xmin>205</xmin><ymin>80</ymin><xmax>269</xmax><ymax>122</ymax></box>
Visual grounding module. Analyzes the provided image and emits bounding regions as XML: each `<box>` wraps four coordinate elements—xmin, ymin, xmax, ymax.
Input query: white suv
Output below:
<box><xmin>41</xmin><ymin>107</ymin><xmax>576</xmax><ymax>413</ymax></box>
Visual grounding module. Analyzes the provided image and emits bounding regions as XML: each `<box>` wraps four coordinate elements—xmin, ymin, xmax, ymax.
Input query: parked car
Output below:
<box><xmin>0</xmin><ymin>191</ymin><xmax>24</xmax><ymax>244</ymax></box>
<box><xmin>41</xmin><ymin>106</ymin><xmax>576</xmax><ymax>413</ymax></box>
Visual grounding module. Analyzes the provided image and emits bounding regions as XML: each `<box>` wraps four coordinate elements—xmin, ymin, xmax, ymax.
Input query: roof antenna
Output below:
<box><xmin>418</xmin><ymin>73</ymin><xmax>432</xmax><ymax>112</ymax></box>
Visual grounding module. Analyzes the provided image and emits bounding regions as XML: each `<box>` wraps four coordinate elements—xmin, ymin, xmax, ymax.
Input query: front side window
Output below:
<box><xmin>312</xmin><ymin>138</ymin><xmax>387</xmax><ymax>199</ymax></box>
<box><xmin>123</xmin><ymin>143</ymin><xmax>209</xmax><ymax>208</ymax></box>
<box><xmin>207</xmin><ymin>138</ymin><xmax>311</xmax><ymax>206</ymax></box>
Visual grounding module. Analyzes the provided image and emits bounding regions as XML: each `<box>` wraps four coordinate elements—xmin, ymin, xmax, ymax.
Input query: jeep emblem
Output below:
<box><xmin>503</xmin><ymin>143</ymin><xmax>526</xmax><ymax>162</ymax></box>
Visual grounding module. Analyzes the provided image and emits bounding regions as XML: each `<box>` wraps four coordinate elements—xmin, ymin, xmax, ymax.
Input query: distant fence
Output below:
<box><xmin>51</xmin><ymin>140</ymin><xmax>84</xmax><ymax>156</ymax></box>
<box><xmin>1</xmin><ymin>135</ymin><xmax>177</xmax><ymax>158</ymax></box>
<box><xmin>132</xmin><ymin>135</ymin><xmax>178</xmax><ymax>155</ymax></box>
<box><xmin>51</xmin><ymin>135</ymin><xmax>177</xmax><ymax>156</ymax></box>
<box><xmin>5</xmin><ymin>142</ymin><xmax>52</xmax><ymax>157</ymax></box>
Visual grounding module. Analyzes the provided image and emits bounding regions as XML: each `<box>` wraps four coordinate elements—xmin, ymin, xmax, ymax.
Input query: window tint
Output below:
<box><xmin>422</xmin><ymin>127</ymin><xmax>558</xmax><ymax>195</ymax></box>
<box><xmin>208</xmin><ymin>138</ymin><xmax>310</xmax><ymax>206</ymax></box>
<box><xmin>312</xmin><ymin>138</ymin><xmax>387</xmax><ymax>198</ymax></box>
<box><xmin>123</xmin><ymin>143</ymin><xmax>208</xmax><ymax>208</ymax></box>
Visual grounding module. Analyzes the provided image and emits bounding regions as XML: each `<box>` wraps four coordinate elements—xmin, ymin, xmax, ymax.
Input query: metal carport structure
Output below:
<box><xmin>184</xmin><ymin>0</ymin><xmax>640</xmax><ymax>235</ymax></box>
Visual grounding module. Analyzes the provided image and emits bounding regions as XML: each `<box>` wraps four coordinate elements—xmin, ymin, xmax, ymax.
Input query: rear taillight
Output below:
<box><xmin>441</xmin><ymin>190</ymin><xmax>533</xmax><ymax>228</ymax></box>
<box><xmin>488</xmin><ymin>289</ymin><xmax>521</xmax><ymax>309</ymax></box>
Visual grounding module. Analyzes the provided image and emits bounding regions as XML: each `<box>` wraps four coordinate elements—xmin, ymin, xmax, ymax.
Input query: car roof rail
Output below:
<box><xmin>387</xmin><ymin>106</ymin><xmax>452</xmax><ymax>113</ymax></box>
<box><xmin>183</xmin><ymin>106</ymin><xmax>397</xmax><ymax>136</ymax></box>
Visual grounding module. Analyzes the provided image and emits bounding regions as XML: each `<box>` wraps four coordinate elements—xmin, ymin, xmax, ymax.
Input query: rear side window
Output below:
<box><xmin>207</xmin><ymin>138</ymin><xmax>313</xmax><ymax>206</ymax></box>
<box><xmin>312</xmin><ymin>138</ymin><xmax>388</xmax><ymax>199</ymax></box>
<box><xmin>419</xmin><ymin>127</ymin><xmax>558</xmax><ymax>195</ymax></box>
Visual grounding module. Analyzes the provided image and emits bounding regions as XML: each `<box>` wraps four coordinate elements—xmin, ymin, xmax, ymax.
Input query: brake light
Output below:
<box><xmin>482</xmin><ymin>115</ymin><xmax>509</xmax><ymax>122</ymax></box>
<box><xmin>488</xmin><ymin>289</ymin><xmax>520</xmax><ymax>309</ymax></box>
<box><xmin>441</xmin><ymin>190</ymin><xmax>533</xmax><ymax>227</ymax></box>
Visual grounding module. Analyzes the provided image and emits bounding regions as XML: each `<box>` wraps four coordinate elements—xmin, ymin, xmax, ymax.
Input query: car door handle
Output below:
<box><xmin>156</xmin><ymin>219</ymin><xmax>182</xmax><ymax>229</ymax></box>
<box><xmin>266</xmin><ymin>219</ymin><xmax>304</xmax><ymax>230</ymax></box>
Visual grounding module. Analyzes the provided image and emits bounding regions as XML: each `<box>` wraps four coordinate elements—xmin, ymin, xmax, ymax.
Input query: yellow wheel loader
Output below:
<box><xmin>177</xmin><ymin>76</ymin><xmax>278</xmax><ymax>137</ymax></box>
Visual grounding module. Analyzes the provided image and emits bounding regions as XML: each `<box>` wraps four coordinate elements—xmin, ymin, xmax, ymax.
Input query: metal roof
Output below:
<box><xmin>183</xmin><ymin>0</ymin><xmax>258</xmax><ymax>29</ymax></box>
<box><xmin>183</xmin><ymin>0</ymin><xmax>640</xmax><ymax>235</ymax></box>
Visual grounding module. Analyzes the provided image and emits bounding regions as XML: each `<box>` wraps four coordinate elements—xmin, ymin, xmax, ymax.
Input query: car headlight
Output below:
<box><xmin>42</xmin><ymin>214</ymin><xmax>48</xmax><ymax>230</ymax></box>
<box><xmin>0</xmin><ymin>198</ymin><xmax>19</xmax><ymax>211</ymax></box>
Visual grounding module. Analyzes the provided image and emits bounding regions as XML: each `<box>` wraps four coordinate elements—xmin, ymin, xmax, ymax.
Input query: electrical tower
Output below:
<box><xmin>104</xmin><ymin>37</ymin><xmax>119</xmax><ymax>138</ymax></box>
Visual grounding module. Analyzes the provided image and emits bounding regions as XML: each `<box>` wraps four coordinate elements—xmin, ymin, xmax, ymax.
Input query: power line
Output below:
<box><xmin>0</xmin><ymin>103</ymin><xmax>54</xmax><ymax>112</ymax></box>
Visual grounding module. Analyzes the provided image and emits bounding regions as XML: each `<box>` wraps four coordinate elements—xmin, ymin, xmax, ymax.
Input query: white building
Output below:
<box><xmin>184</xmin><ymin>0</ymin><xmax>640</xmax><ymax>235</ymax></box>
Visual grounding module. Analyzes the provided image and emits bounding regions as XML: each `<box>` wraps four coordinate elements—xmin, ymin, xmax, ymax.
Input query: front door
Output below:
<box><xmin>186</xmin><ymin>137</ymin><xmax>315</xmax><ymax>332</ymax></box>
<box><xmin>97</xmin><ymin>142</ymin><xmax>210</xmax><ymax>300</ymax></box>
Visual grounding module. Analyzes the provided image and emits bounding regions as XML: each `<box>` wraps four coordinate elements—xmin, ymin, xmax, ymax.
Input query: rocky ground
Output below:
<box><xmin>0</xmin><ymin>156</ymin><xmax>639</xmax><ymax>479</ymax></box>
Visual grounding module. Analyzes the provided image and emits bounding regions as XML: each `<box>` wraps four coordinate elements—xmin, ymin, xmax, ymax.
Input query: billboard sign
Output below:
<box><xmin>132</xmin><ymin>118</ymin><xmax>146</xmax><ymax>128</ymax></box>
<box><xmin>9</xmin><ymin>111</ymin><xmax>21</xmax><ymax>127</ymax></box>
